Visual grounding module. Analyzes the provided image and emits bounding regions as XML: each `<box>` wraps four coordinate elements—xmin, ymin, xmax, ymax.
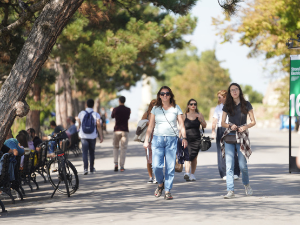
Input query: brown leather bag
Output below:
<box><xmin>224</xmin><ymin>134</ymin><xmax>237</xmax><ymax>144</ymax></box>
<box><xmin>175</xmin><ymin>158</ymin><xmax>183</xmax><ymax>173</ymax></box>
<box><xmin>224</xmin><ymin>111</ymin><xmax>244</xmax><ymax>144</ymax></box>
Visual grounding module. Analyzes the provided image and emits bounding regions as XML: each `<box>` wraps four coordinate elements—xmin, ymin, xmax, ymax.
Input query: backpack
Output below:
<box><xmin>82</xmin><ymin>110</ymin><xmax>95</xmax><ymax>134</ymax></box>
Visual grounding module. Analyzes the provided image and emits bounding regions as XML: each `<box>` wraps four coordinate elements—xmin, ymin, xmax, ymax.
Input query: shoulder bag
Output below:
<box><xmin>223</xmin><ymin>110</ymin><xmax>245</xmax><ymax>144</ymax></box>
<box><xmin>161</xmin><ymin>108</ymin><xmax>185</xmax><ymax>172</ymax></box>
<box><xmin>199</xmin><ymin>125</ymin><xmax>211</xmax><ymax>151</ymax></box>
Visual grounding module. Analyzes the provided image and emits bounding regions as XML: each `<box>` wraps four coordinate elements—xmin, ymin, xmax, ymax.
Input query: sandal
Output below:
<box><xmin>154</xmin><ymin>183</ymin><xmax>164</xmax><ymax>198</ymax></box>
<box><xmin>164</xmin><ymin>192</ymin><xmax>173</xmax><ymax>200</ymax></box>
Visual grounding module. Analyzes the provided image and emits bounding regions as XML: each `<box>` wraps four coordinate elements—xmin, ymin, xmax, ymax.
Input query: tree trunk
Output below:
<box><xmin>0</xmin><ymin>0</ymin><xmax>84</xmax><ymax>148</ymax></box>
<box><xmin>94</xmin><ymin>97</ymin><xmax>100</xmax><ymax>114</ymax></box>
<box><xmin>26</xmin><ymin>83</ymin><xmax>41</xmax><ymax>136</ymax></box>
<box><xmin>72</xmin><ymin>98</ymin><xmax>85</xmax><ymax>117</ymax></box>
<box><xmin>55</xmin><ymin>58</ymin><xmax>73</xmax><ymax>128</ymax></box>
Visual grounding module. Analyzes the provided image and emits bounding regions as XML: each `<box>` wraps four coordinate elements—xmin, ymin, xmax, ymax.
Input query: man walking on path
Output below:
<box><xmin>78</xmin><ymin>99</ymin><xmax>103</xmax><ymax>175</ymax></box>
<box><xmin>111</xmin><ymin>96</ymin><xmax>131</xmax><ymax>172</ymax></box>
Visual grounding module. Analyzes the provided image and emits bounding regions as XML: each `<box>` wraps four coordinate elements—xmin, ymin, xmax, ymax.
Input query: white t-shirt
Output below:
<box><xmin>78</xmin><ymin>108</ymin><xmax>101</xmax><ymax>139</ymax></box>
<box><xmin>151</xmin><ymin>105</ymin><xmax>183</xmax><ymax>136</ymax></box>
<box><xmin>213</xmin><ymin>104</ymin><xmax>228</xmax><ymax>127</ymax></box>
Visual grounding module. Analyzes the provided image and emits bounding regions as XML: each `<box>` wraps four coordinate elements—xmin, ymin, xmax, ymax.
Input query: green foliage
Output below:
<box><xmin>160</xmin><ymin>48</ymin><xmax>231</xmax><ymax>118</ymax></box>
<box><xmin>52</xmin><ymin>3</ymin><xmax>197</xmax><ymax>98</ymax></box>
<box><xmin>11</xmin><ymin>117</ymin><xmax>26</xmax><ymax>138</ymax></box>
<box><xmin>212</xmin><ymin>0</ymin><xmax>300</xmax><ymax>108</ymax></box>
<box><xmin>240</xmin><ymin>85</ymin><xmax>263</xmax><ymax>103</ymax></box>
<box><xmin>157</xmin><ymin>46</ymin><xmax>199</xmax><ymax>86</ymax></box>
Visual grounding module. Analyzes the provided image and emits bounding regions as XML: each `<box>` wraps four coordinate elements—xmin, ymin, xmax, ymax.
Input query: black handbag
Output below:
<box><xmin>199</xmin><ymin>126</ymin><xmax>211</xmax><ymax>151</ymax></box>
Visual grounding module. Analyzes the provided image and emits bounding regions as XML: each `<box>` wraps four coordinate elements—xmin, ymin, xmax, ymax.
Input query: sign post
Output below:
<box><xmin>289</xmin><ymin>55</ymin><xmax>300</xmax><ymax>172</ymax></box>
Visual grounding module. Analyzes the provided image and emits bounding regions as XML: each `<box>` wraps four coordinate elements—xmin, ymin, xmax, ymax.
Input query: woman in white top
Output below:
<box><xmin>144</xmin><ymin>86</ymin><xmax>187</xmax><ymax>200</ymax></box>
<box><xmin>212</xmin><ymin>90</ymin><xmax>240</xmax><ymax>180</ymax></box>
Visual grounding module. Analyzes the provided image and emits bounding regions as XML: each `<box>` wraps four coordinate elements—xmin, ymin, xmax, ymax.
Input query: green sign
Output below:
<box><xmin>290</xmin><ymin>55</ymin><xmax>300</xmax><ymax>116</ymax></box>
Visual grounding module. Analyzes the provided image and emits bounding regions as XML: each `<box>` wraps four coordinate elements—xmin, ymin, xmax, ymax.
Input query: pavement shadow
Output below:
<box><xmin>2</xmin><ymin>161</ymin><xmax>300</xmax><ymax>219</ymax></box>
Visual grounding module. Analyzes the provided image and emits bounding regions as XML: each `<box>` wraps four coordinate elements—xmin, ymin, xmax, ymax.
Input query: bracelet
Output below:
<box><xmin>182</xmin><ymin>137</ymin><xmax>187</xmax><ymax>140</ymax></box>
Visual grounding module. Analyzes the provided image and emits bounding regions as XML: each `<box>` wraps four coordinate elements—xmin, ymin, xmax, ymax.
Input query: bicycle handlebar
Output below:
<box><xmin>48</xmin><ymin>129</ymin><xmax>67</xmax><ymax>138</ymax></box>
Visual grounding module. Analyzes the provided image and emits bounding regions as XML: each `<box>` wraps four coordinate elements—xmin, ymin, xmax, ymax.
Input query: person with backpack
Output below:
<box><xmin>78</xmin><ymin>99</ymin><xmax>103</xmax><ymax>175</ymax></box>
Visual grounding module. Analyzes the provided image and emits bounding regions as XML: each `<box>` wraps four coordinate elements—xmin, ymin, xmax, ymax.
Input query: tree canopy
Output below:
<box><xmin>159</xmin><ymin>48</ymin><xmax>231</xmax><ymax>117</ymax></box>
<box><xmin>213</xmin><ymin>0</ymin><xmax>300</xmax><ymax>108</ymax></box>
<box><xmin>53</xmin><ymin>3</ymin><xmax>197</xmax><ymax>98</ymax></box>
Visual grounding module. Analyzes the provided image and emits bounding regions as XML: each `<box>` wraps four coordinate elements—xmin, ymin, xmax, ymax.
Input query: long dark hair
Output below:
<box><xmin>16</xmin><ymin>133</ymin><xmax>28</xmax><ymax>148</ymax></box>
<box><xmin>224</xmin><ymin>83</ymin><xmax>248</xmax><ymax>115</ymax></box>
<box><xmin>155</xmin><ymin>86</ymin><xmax>176</xmax><ymax>108</ymax></box>
<box><xmin>185</xmin><ymin>99</ymin><xmax>199</xmax><ymax>113</ymax></box>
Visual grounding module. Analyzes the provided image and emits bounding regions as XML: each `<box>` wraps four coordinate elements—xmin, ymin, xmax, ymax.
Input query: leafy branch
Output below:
<box><xmin>0</xmin><ymin>0</ymin><xmax>50</xmax><ymax>36</ymax></box>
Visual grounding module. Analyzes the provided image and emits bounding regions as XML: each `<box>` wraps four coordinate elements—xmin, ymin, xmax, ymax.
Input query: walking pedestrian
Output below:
<box><xmin>77</xmin><ymin>99</ymin><xmax>103</xmax><ymax>175</ymax></box>
<box><xmin>141</xmin><ymin>99</ymin><xmax>157</xmax><ymax>184</ymax></box>
<box><xmin>182</xmin><ymin>99</ymin><xmax>206</xmax><ymax>181</ymax></box>
<box><xmin>143</xmin><ymin>86</ymin><xmax>188</xmax><ymax>200</ymax></box>
<box><xmin>212</xmin><ymin>90</ymin><xmax>240</xmax><ymax>180</ymax></box>
<box><xmin>221</xmin><ymin>83</ymin><xmax>256</xmax><ymax>199</ymax></box>
<box><xmin>111</xmin><ymin>96</ymin><xmax>131</xmax><ymax>172</ymax></box>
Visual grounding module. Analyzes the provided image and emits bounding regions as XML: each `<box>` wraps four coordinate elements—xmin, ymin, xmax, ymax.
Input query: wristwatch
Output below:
<box><xmin>182</xmin><ymin>137</ymin><xmax>187</xmax><ymax>140</ymax></box>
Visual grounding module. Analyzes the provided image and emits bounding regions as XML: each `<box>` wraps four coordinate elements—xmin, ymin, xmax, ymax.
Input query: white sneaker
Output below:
<box><xmin>224</xmin><ymin>190</ymin><xmax>235</xmax><ymax>199</ymax></box>
<box><xmin>244</xmin><ymin>184</ymin><xmax>253</xmax><ymax>196</ymax></box>
<box><xmin>222</xmin><ymin>176</ymin><xmax>227</xmax><ymax>181</ymax></box>
<box><xmin>91</xmin><ymin>168</ymin><xmax>96</xmax><ymax>174</ymax></box>
<box><xmin>153</xmin><ymin>178</ymin><xmax>158</xmax><ymax>184</ymax></box>
<box><xmin>147</xmin><ymin>177</ymin><xmax>153</xmax><ymax>184</ymax></box>
<box><xmin>84</xmin><ymin>169</ymin><xmax>88</xmax><ymax>175</ymax></box>
<box><xmin>190</xmin><ymin>174</ymin><xmax>196</xmax><ymax>181</ymax></box>
<box><xmin>234</xmin><ymin>175</ymin><xmax>239</xmax><ymax>180</ymax></box>
<box><xmin>184</xmin><ymin>173</ymin><xmax>190</xmax><ymax>181</ymax></box>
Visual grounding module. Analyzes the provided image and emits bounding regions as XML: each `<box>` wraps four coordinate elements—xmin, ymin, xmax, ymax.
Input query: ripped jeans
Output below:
<box><xmin>151</xmin><ymin>135</ymin><xmax>177</xmax><ymax>192</ymax></box>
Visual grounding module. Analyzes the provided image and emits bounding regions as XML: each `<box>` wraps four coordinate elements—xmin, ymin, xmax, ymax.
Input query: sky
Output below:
<box><xmin>118</xmin><ymin>0</ymin><xmax>272</xmax><ymax>121</ymax></box>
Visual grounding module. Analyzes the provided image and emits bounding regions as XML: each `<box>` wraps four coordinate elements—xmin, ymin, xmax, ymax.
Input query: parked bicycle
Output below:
<box><xmin>45</xmin><ymin>130</ymin><xmax>79</xmax><ymax>198</ymax></box>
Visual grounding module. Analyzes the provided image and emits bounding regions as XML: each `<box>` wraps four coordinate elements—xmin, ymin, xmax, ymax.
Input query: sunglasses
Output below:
<box><xmin>189</xmin><ymin>103</ymin><xmax>197</xmax><ymax>106</ymax></box>
<box><xmin>160</xmin><ymin>92</ymin><xmax>170</xmax><ymax>96</ymax></box>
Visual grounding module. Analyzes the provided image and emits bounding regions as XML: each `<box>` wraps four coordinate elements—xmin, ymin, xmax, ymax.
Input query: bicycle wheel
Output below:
<box><xmin>61</xmin><ymin>163</ymin><xmax>70</xmax><ymax>197</ymax></box>
<box><xmin>65</xmin><ymin>160</ymin><xmax>79</xmax><ymax>195</ymax></box>
<box><xmin>47</xmin><ymin>159</ymin><xmax>79</xmax><ymax>195</ymax></box>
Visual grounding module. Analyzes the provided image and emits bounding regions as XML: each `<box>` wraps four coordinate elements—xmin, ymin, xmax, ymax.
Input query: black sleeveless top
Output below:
<box><xmin>184</xmin><ymin>114</ymin><xmax>201</xmax><ymax>139</ymax></box>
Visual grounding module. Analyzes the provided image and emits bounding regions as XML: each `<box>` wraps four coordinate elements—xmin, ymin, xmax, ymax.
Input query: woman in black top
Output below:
<box><xmin>221</xmin><ymin>83</ymin><xmax>256</xmax><ymax>199</ymax></box>
<box><xmin>183</xmin><ymin>99</ymin><xmax>206</xmax><ymax>181</ymax></box>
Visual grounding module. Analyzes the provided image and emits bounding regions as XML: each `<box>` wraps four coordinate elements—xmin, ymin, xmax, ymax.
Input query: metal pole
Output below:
<box><xmin>289</xmin><ymin>56</ymin><xmax>292</xmax><ymax>173</ymax></box>
<box><xmin>289</xmin><ymin>116</ymin><xmax>292</xmax><ymax>173</ymax></box>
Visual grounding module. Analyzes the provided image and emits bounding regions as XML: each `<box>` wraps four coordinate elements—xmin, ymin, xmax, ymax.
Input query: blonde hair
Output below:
<box><xmin>217</xmin><ymin>90</ymin><xmax>227</xmax><ymax>104</ymax></box>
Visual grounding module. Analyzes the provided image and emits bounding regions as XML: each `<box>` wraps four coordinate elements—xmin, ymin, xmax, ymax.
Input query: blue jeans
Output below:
<box><xmin>152</xmin><ymin>136</ymin><xmax>177</xmax><ymax>192</ymax></box>
<box><xmin>81</xmin><ymin>138</ymin><xmax>96</xmax><ymax>172</ymax></box>
<box><xmin>217</xmin><ymin>127</ymin><xmax>240</xmax><ymax>178</ymax></box>
<box><xmin>225</xmin><ymin>142</ymin><xmax>250</xmax><ymax>191</ymax></box>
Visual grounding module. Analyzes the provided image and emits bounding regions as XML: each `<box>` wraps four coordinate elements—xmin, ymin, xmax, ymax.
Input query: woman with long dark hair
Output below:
<box><xmin>221</xmin><ymin>83</ymin><xmax>256</xmax><ymax>199</ymax></box>
<box><xmin>212</xmin><ymin>90</ymin><xmax>240</xmax><ymax>180</ymax></box>
<box><xmin>182</xmin><ymin>99</ymin><xmax>206</xmax><ymax>181</ymax></box>
<box><xmin>143</xmin><ymin>86</ymin><xmax>187</xmax><ymax>200</ymax></box>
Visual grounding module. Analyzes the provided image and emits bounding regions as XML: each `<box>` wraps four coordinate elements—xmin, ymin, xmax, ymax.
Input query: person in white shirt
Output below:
<box><xmin>77</xmin><ymin>99</ymin><xmax>103</xmax><ymax>175</ymax></box>
<box><xmin>212</xmin><ymin>90</ymin><xmax>240</xmax><ymax>180</ymax></box>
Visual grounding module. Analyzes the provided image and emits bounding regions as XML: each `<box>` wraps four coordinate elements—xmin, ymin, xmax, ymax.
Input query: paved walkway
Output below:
<box><xmin>1</xmin><ymin>127</ymin><xmax>300</xmax><ymax>224</ymax></box>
